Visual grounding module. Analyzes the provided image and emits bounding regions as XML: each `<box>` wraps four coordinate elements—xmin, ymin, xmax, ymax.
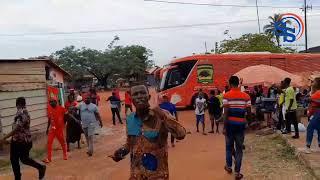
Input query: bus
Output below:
<box><xmin>157</xmin><ymin>53</ymin><xmax>320</xmax><ymax>108</ymax></box>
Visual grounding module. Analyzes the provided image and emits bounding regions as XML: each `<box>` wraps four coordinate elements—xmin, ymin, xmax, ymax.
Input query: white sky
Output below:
<box><xmin>0</xmin><ymin>0</ymin><xmax>319</xmax><ymax>66</ymax></box>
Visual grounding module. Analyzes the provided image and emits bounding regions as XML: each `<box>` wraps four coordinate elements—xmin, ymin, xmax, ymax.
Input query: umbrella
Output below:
<box><xmin>234</xmin><ymin>64</ymin><xmax>304</xmax><ymax>87</ymax></box>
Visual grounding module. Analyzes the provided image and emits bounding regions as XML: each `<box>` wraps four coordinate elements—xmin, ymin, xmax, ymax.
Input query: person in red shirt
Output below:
<box><xmin>43</xmin><ymin>98</ymin><xmax>68</xmax><ymax>163</ymax></box>
<box><xmin>113</xmin><ymin>88</ymin><xmax>121</xmax><ymax>113</ymax></box>
<box><xmin>64</xmin><ymin>94</ymin><xmax>82</xmax><ymax>151</ymax></box>
<box><xmin>124</xmin><ymin>90</ymin><xmax>133</xmax><ymax>116</ymax></box>
<box><xmin>302</xmin><ymin>77</ymin><xmax>320</xmax><ymax>154</ymax></box>
<box><xmin>65</xmin><ymin>94</ymin><xmax>77</xmax><ymax>110</ymax></box>
<box><xmin>89</xmin><ymin>88</ymin><xmax>100</xmax><ymax>106</ymax></box>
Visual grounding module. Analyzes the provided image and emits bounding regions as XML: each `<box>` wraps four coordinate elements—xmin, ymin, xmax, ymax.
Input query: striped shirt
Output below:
<box><xmin>223</xmin><ymin>88</ymin><xmax>251</xmax><ymax>125</ymax></box>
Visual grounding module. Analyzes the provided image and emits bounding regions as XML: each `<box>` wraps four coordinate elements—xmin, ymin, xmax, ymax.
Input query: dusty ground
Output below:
<box><xmin>0</xmin><ymin>89</ymin><xmax>314</xmax><ymax>180</ymax></box>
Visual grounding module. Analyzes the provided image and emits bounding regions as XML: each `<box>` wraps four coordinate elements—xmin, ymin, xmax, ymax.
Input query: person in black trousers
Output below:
<box><xmin>282</xmin><ymin>78</ymin><xmax>299</xmax><ymax>139</ymax></box>
<box><xmin>107</xmin><ymin>92</ymin><xmax>123</xmax><ymax>125</ymax></box>
<box><xmin>0</xmin><ymin>97</ymin><xmax>46</xmax><ymax>180</ymax></box>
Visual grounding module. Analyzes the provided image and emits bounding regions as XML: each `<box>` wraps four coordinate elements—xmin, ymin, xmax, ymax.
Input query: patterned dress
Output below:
<box><xmin>114</xmin><ymin>107</ymin><xmax>186</xmax><ymax>180</ymax></box>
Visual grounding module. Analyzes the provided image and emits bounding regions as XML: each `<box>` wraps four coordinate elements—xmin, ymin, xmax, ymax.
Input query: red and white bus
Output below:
<box><xmin>157</xmin><ymin>53</ymin><xmax>320</xmax><ymax>108</ymax></box>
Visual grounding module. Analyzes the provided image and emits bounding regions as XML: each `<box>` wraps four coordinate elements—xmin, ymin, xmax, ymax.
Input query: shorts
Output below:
<box><xmin>209</xmin><ymin>113</ymin><xmax>223</xmax><ymax>122</ymax></box>
<box><xmin>196</xmin><ymin>114</ymin><xmax>205</xmax><ymax>124</ymax></box>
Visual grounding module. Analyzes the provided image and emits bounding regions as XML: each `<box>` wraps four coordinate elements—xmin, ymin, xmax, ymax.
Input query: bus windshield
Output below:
<box><xmin>160</xmin><ymin>60</ymin><xmax>197</xmax><ymax>91</ymax></box>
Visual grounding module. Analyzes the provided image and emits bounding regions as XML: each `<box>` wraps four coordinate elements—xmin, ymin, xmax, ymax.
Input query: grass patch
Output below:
<box><xmin>244</xmin><ymin>134</ymin><xmax>315</xmax><ymax>180</ymax></box>
<box><xmin>30</xmin><ymin>148</ymin><xmax>46</xmax><ymax>159</ymax></box>
<box><xmin>0</xmin><ymin>159</ymin><xmax>10</xmax><ymax>168</ymax></box>
<box><xmin>270</xmin><ymin>135</ymin><xmax>296</xmax><ymax>160</ymax></box>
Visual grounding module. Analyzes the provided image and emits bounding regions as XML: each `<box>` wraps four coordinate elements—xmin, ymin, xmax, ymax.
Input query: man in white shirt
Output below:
<box><xmin>194</xmin><ymin>93</ymin><xmax>207</xmax><ymax>135</ymax></box>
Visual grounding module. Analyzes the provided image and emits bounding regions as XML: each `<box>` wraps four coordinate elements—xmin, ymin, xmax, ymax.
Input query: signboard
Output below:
<box><xmin>275</xmin><ymin>13</ymin><xmax>305</xmax><ymax>44</ymax></box>
<box><xmin>197</xmin><ymin>64</ymin><xmax>213</xmax><ymax>84</ymax></box>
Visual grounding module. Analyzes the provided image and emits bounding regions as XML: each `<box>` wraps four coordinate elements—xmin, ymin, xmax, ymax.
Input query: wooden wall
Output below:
<box><xmin>0</xmin><ymin>61</ymin><xmax>48</xmax><ymax>134</ymax></box>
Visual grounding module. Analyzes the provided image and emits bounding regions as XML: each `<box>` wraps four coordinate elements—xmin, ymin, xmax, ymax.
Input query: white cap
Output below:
<box><xmin>77</xmin><ymin>95</ymin><xmax>83</xmax><ymax>102</ymax></box>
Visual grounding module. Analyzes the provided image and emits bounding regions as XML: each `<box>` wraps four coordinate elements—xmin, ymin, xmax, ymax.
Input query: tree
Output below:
<box><xmin>217</xmin><ymin>33</ymin><xmax>295</xmax><ymax>53</ymax></box>
<box><xmin>264</xmin><ymin>13</ymin><xmax>291</xmax><ymax>47</ymax></box>
<box><xmin>51</xmin><ymin>36</ymin><xmax>153</xmax><ymax>88</ymax></box>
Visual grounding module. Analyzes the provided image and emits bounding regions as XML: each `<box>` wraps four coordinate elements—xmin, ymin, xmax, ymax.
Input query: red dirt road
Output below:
<box><xmin>1</xmin><ymin>90</ymin><xmax>234</xmax><ymax>180</ymax></box>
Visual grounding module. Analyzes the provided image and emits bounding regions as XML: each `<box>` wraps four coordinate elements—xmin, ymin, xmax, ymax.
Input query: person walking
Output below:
<box><xmin>159</xmin><ymin>95</ymin><xmax>179</xmax><ymax>147</ymax></box>
<box><xmin>124</xmin><ymin>90</ymin><xmax>133</xmax><ymax>117</ymax></box>
<box><xmin>282</xmin><ymin>78</ymin><xmax>299</xmax><ymax>139</ymax></box>
<box><xmin>89</xmin><ymin>88</ymin><xmax>100</xmax><ymax>106</ymax></box>
<box><xmin>113</xmin><ymin>88</ymin><xmax>121</xmax><ymax>113</ymax></box>
<box><xmin>276</xmin><ymin>81</ymin><xmax>286</xmax><ymax>131</ymax></box>
<box><xmin>0</xmin><ymin>97</ymin><xmax>46</xmax><ymax>180</ymax></box>
<box><xmin>223</xmin><ymin>76</ymin><xmax>251</xmax><ymax>180</ymax></box>
<box><xmin>109</xmin><ymin>85</ymin><xmax>186</xmax><ymax>179</ymax></box>
<box><xmin>65</xmin><ymin>94</ymin><xmax>77</xmax><ymax>110</ymax></box>
<box><xmin>208</xmin><ymin>90</ymin><xmax>222</xmax><ymax>134</ymax></box>
<box><xmin>107</xmin><ymin>92</ymin><xmax>123</xmax><ymax>125</ymax></box>
<box><xmin>43</xmin><ymin>98</ymin><xmax>68</xmax><ymax>163</ymax></box>
<box><xmin>194</xmin><ymin>93</ymin><xmax>207</xmax><ymax>135</ymax></box>
<box><xmin>79</xmin><ymin>96</ymin><xmax>103</xmax><ymax>156</ymax></box>
<box><xmin>301</xmin><ymin>77</ymin><xmax>320</xmax><ymax>154</ymax></box>
<box><xmin>65</xmin><ymin>106</ymin><xmax>82</xmax><ymax>152</ymax></box>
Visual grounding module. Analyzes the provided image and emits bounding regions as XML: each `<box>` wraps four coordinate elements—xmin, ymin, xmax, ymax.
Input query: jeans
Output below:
<box><xmin>10</xmin><ymin>141</ymin><xmax>43</xmax><ymax>180</ymax></box>
<box><xmin>285</xmin><ymin>110</ymin><xmax>299</xmax><ymax>136</ymax></box>
<box><xmin>306</xmin><ymin>112</ymin><xmax>320</xmax><ymax>147</ymax></box>
<box><xmin>111</xmin><ymin>108</ymin><xmax>122</xmax><ymax>125</ymax></box>
<box><xmin>225</xmin><ymin>124</ymin><xmax>245</xmax><ymax>173</ymax></box>
<box><xmin>83</xmin><ymin>127</ymin><xmax>94</xmax><ymax>155</ymax></box>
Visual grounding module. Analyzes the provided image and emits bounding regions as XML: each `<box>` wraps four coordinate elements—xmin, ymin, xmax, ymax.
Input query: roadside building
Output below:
<box><xmin>146</xmin><ymin>66</ymin><xmax>161</xmax><ymax>86</ymax></box>
<box><xmin>0</xmin><ymin>58</ymin><xmax>70</xmax><ymax>135</ymax></box>
<box><xmin>299</xmin><ymin>46</ymin><xmax>320</xmax><ymax>53</ymax></box>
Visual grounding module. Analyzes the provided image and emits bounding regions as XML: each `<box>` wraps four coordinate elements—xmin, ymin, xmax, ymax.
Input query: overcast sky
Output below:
<box><xmin>0</xmin><ymin>0</ymin><xmax>319</xmax><ymax>66</ymax></box>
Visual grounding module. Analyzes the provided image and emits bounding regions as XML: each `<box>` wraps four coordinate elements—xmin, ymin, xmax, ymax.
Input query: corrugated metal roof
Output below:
<box><xmin>0</xmin><ymin>58</ymin><xmax>71</xmax><ymax>77</ymax></box>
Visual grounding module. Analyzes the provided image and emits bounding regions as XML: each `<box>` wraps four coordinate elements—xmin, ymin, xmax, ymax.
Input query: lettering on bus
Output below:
<box><xmin>197</xmin><ymin>64</ymin><xmax>213</xmax><ymax>84</ymax></box>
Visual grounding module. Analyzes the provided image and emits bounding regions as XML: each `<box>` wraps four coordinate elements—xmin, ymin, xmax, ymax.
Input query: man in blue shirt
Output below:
<box><xmin>79</xmin><ymin>96</ymin><xmax>103</xmax><ymax>157</ymax></box>
<box><xmin>159</xmin><ymin>95</ymin><xmax>178</xmax><ymax>147</ymax></box>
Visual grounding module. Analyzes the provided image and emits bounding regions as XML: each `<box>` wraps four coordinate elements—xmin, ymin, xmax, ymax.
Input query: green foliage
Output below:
<box><xmin>218</xmin><ymin>33</ymin><xmax>295</xmax><ymax>53</ymax></box>
<box><xmin>51</xmin><ymin>36</ymin><xmax>153</xmax><ymax>87</ymax></box>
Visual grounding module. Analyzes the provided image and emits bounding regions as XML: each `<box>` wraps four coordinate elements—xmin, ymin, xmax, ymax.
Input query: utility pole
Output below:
<box><xmin>256</xmin><ymin>0</ymin><xmax>261</xmax><ymax>33</ymax></box>
<box><xmin>304</xmin><ymin>0</ymin><xmax>308</xmax><ymax>53</ymax></box>
<box><xmin>204</xmin><ymin>41</ymin><xmax>208</xmax><ymax>53</ymax></box>
<box><xmin>215</xmin><ymin>42</ymin><xmax>218</xmax><ymax>54</ymax></box>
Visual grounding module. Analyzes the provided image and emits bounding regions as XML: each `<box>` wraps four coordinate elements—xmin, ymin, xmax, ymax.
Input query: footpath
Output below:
<box><xmin>281</xmin><ymin>124</ymin><xmax>320</xmax><ymax>179</ymax></box>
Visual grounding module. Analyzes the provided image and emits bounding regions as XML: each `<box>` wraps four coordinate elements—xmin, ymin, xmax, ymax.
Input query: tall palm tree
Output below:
<box><xmin>264</xmin><ymin>13</ymin><xmax>291</xmax><ymax>47</ymax></box>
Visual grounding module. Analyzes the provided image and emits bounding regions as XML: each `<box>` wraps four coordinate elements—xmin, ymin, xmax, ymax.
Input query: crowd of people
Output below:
<box><xmin>2</xmin><ymin>75</ymin><xmax>320</xmax><ymax>180</ymax></box>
